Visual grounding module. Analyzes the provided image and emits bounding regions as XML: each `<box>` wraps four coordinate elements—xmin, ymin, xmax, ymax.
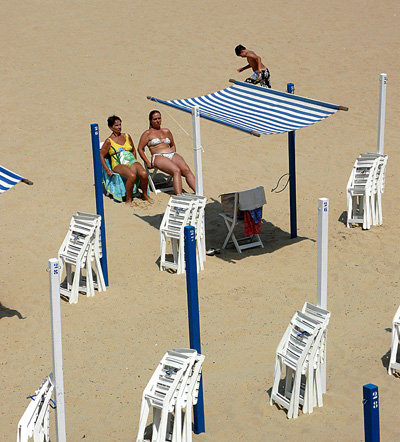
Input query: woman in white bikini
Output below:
<box><xmin>137</xmin><ymin>110</ymin><xmax>196</xmax><ymax>195</ymax></box>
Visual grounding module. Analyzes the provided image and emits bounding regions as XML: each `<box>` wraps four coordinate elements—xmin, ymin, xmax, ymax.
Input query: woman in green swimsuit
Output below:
<box><xmin>100</xmin><ymin>115</ymin><xmax>150</xmax><ymax>204</ymax></box>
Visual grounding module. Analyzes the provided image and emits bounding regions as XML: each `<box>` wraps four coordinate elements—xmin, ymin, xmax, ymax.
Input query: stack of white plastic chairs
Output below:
<box><xmin>388</xmin><ymin>305</ymin><xmax>400</xmax><ymax>375</ymax></box>
<box><xmin>270</xmin><ymin>302</ymin><xmax>331</xmax><ymax>419</ymax></box>
<box><xmin>346</xmin><ymin>152</ymin><xmax>388</xmax><ymax>229</ymax></box>
<box><xmin>160</xmin><ymin>195</ymin><xmax>206</xmax><ymax>275</ymax></box>
<box><xmin>136</xmin><ymin>348</ymin><xmax>205</xmax><ymax>442</ymax></box>
<box><xmin>17</xmin><ymin>375</ymin><xmax>54</xmax><ymax>442</ymax></box>
<box><xmin>58</xmin><ymin>211</ymin><xmax>106</xmax><ymax>303</ymax></box>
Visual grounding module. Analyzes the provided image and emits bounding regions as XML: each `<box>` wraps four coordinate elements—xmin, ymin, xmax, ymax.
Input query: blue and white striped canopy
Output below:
<box><xmin>0</xmin><ymin>165</ymin><xmax>24</xmax><ymax>194</ymax></box>
<box><xmin>149</xmin><ymin>80</ymin><xmax>345</xmax><ymax>136</ymax></box>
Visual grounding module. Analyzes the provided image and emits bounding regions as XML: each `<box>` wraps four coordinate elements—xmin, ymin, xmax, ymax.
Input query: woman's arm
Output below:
<box><xmin>137</xmin><ymin>131</ymin><xmax>152</xmax><ymax>168</ymax></box>
<box><xmin>127</xmin><ymin>134</ymin><xmax>137</xmax><ymax>159</ymax></box>
<box><xmin>167</xmin><ymin>129</ymin><xmax>177</xmax><ymax>153</ymax></box>
<box><xmin>100</xmin><ymin>139</ymin><xmax>113</xmax><ymax>177</ymax></box>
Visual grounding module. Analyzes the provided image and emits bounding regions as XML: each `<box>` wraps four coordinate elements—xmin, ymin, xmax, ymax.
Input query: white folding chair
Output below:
<box><xmin>144</xmin><ymin>164</ymin><xmax>174</xmax><ymax>195</ymax></box>
<box><xmin>357</xmin><ymin>153</ymin><xmax>388</xmax><ymax>226</ymax></box>
<box><xmin>388</xmin><ymin>305</ymin><xmax>400</xmax><ymax>375</ymax></box>
<box><xmin>136</xmin><ymin>350</ymin><xmax>196</xmax><ymax>442</ymax></box>
<box><xmin>270</xmin><ymin>311</ymin><xmax>323</xmax><ymax>419</ymax></box>
<box><xmin>300</xmin><ymin>303</ymin><xmax>331</xmax><ymax>413</ymax></box>
<box><xmin>160</xmin><ymin>197</ymin><xmax>195</xmax><ymax>274</ymax></box>
<box><xmin>219</xmin><ymin>189</ymin><xmax>264</xmax><ymax>253</ymax></box>
<box><xmin>171</xmin><ymin>195</ymin><xmax>207</xmax><ymax>272</ymax></box>
<box><xmin>347</xmin><ymin>156</ymin><xmax>379</xmax><ymax>229</ymax></box>
<box><xmin>17</xmin><ymin>375</ymin><xmax>54</xmax><ymax>442</ymax></box>
<box><xmin>58</xmin><ymin>218</ymin><xmax>95</xmax><ymax>303</ymax></box>
<box><xmin>75</xmin><ymin>212</ymin><xmax>106</xmax><ymax>293</ymax></box>
<box><xmin>172</xmin><ymin>350</ymin><xmax>205</xmax><ymax>442</ymax></box>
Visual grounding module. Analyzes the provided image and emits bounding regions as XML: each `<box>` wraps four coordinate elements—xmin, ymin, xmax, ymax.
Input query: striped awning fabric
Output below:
<box><xmin>0</xmin><ymin>165</ymin><xmax>24</xmax><ymax>194</ymax></box>
<box><xmin>150</xmin><ymin>80</ymin><xmax>345</xmax><ymax>136</ymax></box>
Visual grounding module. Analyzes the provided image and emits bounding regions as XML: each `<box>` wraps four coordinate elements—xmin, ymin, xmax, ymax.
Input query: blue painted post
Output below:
<box><xmin>184</xmin><ymin>225</ymin><xmax>205</xmax><ymax>434</ymax></box>
<box><xmin>287</xmin><ymin>83</ymin><xmax>297</xmax><ymax>239</ymax></box>
<box><xmin>363</xmin><ymin>384</ymin><xmax>380</xmax><ymax>442</ymax></box>
<box><xmin>90</xmin><ymin>123</ymin><xmax>109</xmax><ymax>286</ymax></box>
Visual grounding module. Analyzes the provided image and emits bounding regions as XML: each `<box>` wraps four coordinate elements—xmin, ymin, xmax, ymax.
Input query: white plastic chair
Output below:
<box><xmin>172</xmin><ymin>350</ymin><xmax>205</xmax><ymax>442</ymax></box>
<box><xmin>170</xmin><ymin>195</ymin><xmax>207</xmax><ymax>272</ymax></box>
<box><xmin>144</xmin><ymin>164</ymin><xmax>174</xmax><ymax>195</ymax></box>
<box><xmin>75</xmin><ymin>212</ymin><xmax>106</xmax><ymax>293</ymax></box>
<box><xmin>17</xmin><ymin>375</ymin><xmax>54</xmax><ymax>442</ymax></box>
<box><xmin>58</xmin><ymin>219</ymin><xmax>95</xmax><ymax>303</ymax></box>
<box><xmin>270</xmin><ymin>310</ymin><xmax>323</xmax><ymax>419</ymax></box>
<box><xmin>388</xmin><ymin>305</ymin><xmax>400</xmax><ymax>375</ymax></box>
<box><xmin>219</xmin><ymin>189</ymin><xmax>265</xmax><ymax>253</ymax></box>
<box><xmin>300</xmin><ymin>303</ymin><xmax>331</xmax><ymax>413</ymax></box>
<box><xmin>346</xmin><ymin>156</ymin><xmax>379</xmax><ymax>229</ymax></box>
<box><xmin>136</xmin><ymin>350</ymin><xmax>197</xmax><ymax>442</ymax></box>
<box><xmin>159</xmin><ymin>197</ymin><xmax>195</xmax><ymax>274</ymax></box>
<box><xmin>58</xmin><ymin>213</ymin><xmax>106</xmax><ymax>303</ymax></box>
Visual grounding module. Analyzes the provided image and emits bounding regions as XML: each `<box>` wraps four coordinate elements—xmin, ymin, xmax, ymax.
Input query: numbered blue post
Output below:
<box><xmin>363</xmin><ymin>384</ymin><xmax>380</xmax><ymax>442</ymax></box>
<box><xmin>287</xmin><ymin>82</ymin><xmax>297</xmax><ymax>239</ymax></box>
<box><xmin>184</xmin><ymin>225</ymin><xmax>205</xmax><ymax>434</ymax></box>
<box><xmin>90</xmin><ymin>123</ymin><xmax>109</xmax><ymax>286</ymax></box>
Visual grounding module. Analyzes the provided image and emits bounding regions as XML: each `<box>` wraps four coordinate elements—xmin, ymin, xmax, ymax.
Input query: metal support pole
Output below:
<box><xmin>90</xmin><ymin>123</ymin><xmax>109</xmax><ymax>286</ymax></box>
<box><xmin>287</xmin><ymin>83</ymin><xmax>297</xmax><ymax>239</ymax></box>
<box><xmin>363</xmin><ymin>384</ymin><xmax>380</xmax><ymax>442</ymax></box>
<box><xmin>191</xmin><ymin>106</ymin><xmax>204</xmax><ymax>196</ymax></box>
<box><xmin>377</xmin><ymin>73</ymin><xmax>387</xmax><ymax>155</ymax></box>
<box><xmin>184</xmin><ymin>226</ymin><xmax>205</xmax><ymax>434</ymax></box>
<box><xmin>49</xmin><ymin>258</ymin><xmax>67</xmax><ymax>442</ymax></box>
<box><xmin>317</xmin><ymin>198</ymin><xmax>329</xmax><ymax>393</ymax></box>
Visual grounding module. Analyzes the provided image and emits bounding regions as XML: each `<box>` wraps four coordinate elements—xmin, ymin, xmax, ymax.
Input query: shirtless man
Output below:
<box><xmin>235</xmin><ymin>44</ymin><xmax>271</xmax><ymax>88</ymax></box>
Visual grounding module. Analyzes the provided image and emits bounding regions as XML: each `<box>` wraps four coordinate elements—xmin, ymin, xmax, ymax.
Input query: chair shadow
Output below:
<box><xmin>381</xmin><ymin>349</ymin><xmax>391</xmax><ymax>370</ymax></box>
<box><xmin>338</xmin><ymin>211</ymin><xmax>348</xmax><ymax>226</ymax></box>
<box><xmin>205</xmin><ymin>199</ymin><xmax>313</xmax><ymax>262</ymax></box>
<box><xmin>0</xmin><ymin>302</ymin><xmax>26</xmax><ymax>320</ymax></box>
<box><xmin>134</xmin><ymin>198</ymin><xmax>313</xmax><ymax>264</ymax></box>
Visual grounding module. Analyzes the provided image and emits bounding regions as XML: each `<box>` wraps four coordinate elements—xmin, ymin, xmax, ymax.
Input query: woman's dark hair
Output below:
<box><xmin>107</xmin><ymin>115</ymin><xmax>121</xmax><ymax>128</ymax></box>
<box><xmin>149</xmin><ymin>110</ymin><xmax>161</xmax><ymax>128</ymax></box>
<box><xmin>235</xmin><ymin>44</ymin><xmax>246</xmax><ymax>56</ymax></box>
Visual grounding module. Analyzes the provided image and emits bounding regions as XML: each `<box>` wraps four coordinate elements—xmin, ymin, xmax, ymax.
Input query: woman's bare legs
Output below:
<box><xmin>130</xmin><ymin>163</ymin><xmax>151</xmax><ymax>201</ymax></box>
<box><xmin>172</xmin><ymin>154</ymin><xmax>196</xmax><ymax>192</ymax></box>
<box><xmin>113</xmin><ymin>163</ymin><xmax>150</xmax><ymax>203</ymax></box>
<box><xmin>153</xmin><ymin>155</ymin><xmax>183</xmax><ymax>194</ymax></box>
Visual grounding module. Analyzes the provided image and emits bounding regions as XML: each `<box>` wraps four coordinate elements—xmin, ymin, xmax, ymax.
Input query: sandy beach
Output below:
<box><xmin>1</xmin><ymin>1</ymin><xmax>400</xmax><ymax>441</ymax></box>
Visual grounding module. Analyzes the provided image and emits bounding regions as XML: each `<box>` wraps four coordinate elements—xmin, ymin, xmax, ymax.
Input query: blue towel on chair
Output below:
<box><xmin>101</xmin><ymin>157</ymin><xmax>148</xmax><ymax>202</ymax></box>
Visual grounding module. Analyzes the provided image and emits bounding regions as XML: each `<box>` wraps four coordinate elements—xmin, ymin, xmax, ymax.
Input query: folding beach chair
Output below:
<box><xmin>172</xmin><ymin>349</ymin><xmax>205</xmax><ymax>442</ymax></box>
<box><xmin>219</xmin><ymin>187</ymin><xmax>265</xmax><ymax>253</ymax></box>
<box><xmin>388</xmin><ymin>305</ymin><xmax>400</xmax><ymax>375</ymax></box>
<box><xmin>74</xmin><ymin>212</ymin><xmax>106</xmax><ymax>293</ymax></box>
<box><xmin>136</xmin><ymin>349</ymin><xmax>197</xmax><ymax>442</ymax></box>
<box><xmin>58</xmin><ymin>213</ymin><xmax>106</xmax><ymax>303</ymax></box>
<box><xmin>300</xmin><ymin>303</ymin><xmax>331</xmax><ymax>412</ymax></box>
<box><xmin>17</xmin><ymin>375</ymin><xmax>54</xmax><ymax>442</ymax></box>
<box><xmin>171</xmin><ymin>194</ymin><xmax>207</xmax><ymax>271</ymax></box>
<box><xmin>346</xmin><ymin>155</ymin><xmax>379</xmax><ymax>229</ymax></box>
<box><xmin>159</xmin><ymin>196</ymin><xmax>196</xmax><ymax>274</ymax></box>
<box><xmin>58</xmin><ymin>218</ymin><xmax>95</xmax><ymax>303</ymax></box>
<box><xmin>144</xmin><ymin>163</ymin><xmax>174</xmax><ymax>195</ymax></box>
<box><xmin>270</xmin><ymin>310</ymin><xmax>327</xmax><ymax>418</ymax></box>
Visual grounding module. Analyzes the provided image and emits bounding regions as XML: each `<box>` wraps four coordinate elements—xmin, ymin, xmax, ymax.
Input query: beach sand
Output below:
<box><xmin>1</xmin><ymin>1</ymin><xmax>400</xmax><ymax>441</ymax></box>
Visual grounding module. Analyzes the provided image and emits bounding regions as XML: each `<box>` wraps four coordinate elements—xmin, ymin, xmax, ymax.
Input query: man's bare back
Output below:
<box><xmin>235</xmin><ymin>44</ymin><xmax>271</xmax><ymax>88</ymax></box>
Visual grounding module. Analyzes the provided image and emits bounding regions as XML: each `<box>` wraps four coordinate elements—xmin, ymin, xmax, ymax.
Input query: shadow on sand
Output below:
<box><xmin>0</xmin><ymin>302</ymin><xmax>26</xmax><ymax>320</ymax></box>
<box><xmin>135</xmin><ymin>198</ymin><xmax>313</xmax><ymax>264</ymax></box>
